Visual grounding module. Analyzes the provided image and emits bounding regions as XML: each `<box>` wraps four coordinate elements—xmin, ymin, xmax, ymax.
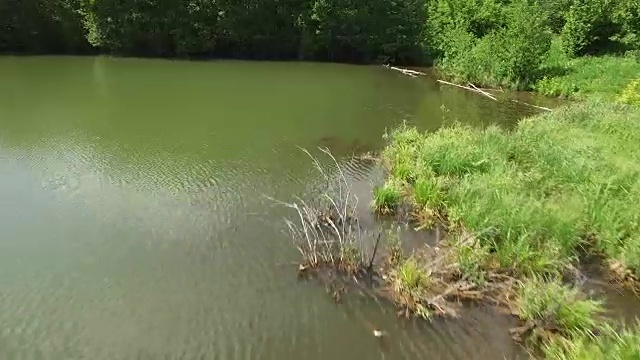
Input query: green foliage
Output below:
<box><xmin>0</xmin><ymin>0</ymin><xmax>89</xmax><ymax>53</ymax></box>
<box><xmin>309</xmin><ymin>0</ymin><xmax>426</xmax><ymax>62</ymax></box>
<box><xmin>453</xmin><ymin>237</ymin><xmax>490</xmax><ymax>285</ymax></box>
<box><xmin>613</xmin><ymin>0</ymin><xmax>640</xmax><ymax>50</ymax></box>
<box><xmin>424</xmin><ymin>0</ymin><xmax>505</xmax><ymax>59</ymax></box>
<box><xmin>516</xmin><ymin>277</ymin><xmax>603</xmax><ymax>334</ymax></box>
<box><xmin>434</xmin><ymin>0</ymin><xmax>552</xmax><ymax>89</ymax></box>
<box><xmin>1</xmin><ymin>0</ymin><xmax>426</xmax><ymax>61</ymax></box>
<box><xmin>1</xmin><ymin>0</ymin><xmax>637</xmax><ymax>77</ymax></box>
<box><xmin>618</xmin><ymin>79</ymin><xmax>640</xmax><ymax>105</ymax></box>
<box><xmin>413</xmin><ymin>174</ymin><xmax>443</xmax><ymax>208</ymax></box>
<box><xmin>543</xmin><ymin>323</ymin><xmax>640</xmax><ymax>360</ymax></box>
<box><xmin>560</xmin><ymin>0</ymin><xmax>640</xmax><ymax>57</ymax></box>
<box><xmin>373</xmin><ymin>180</ymin><xmax>402</xmax><ymax>214</ymax></box>
<box><xmin>396</xmin><ymin>257</ymin><xmax>430</xmax><ymax>293</ymax></box>
<box><xmin>534</xmin><ymin>55</ymin><xmax>640</xmax><ymax>99</ymax></box>
<box><xmin>539</xmin><ymin>0</ymin><xmax>574</xmax><ymax>34</ymax></box>
<box><xmin>381</xmin><ymin>101</ymin><xmax>640</xmax><ymax>276</ymax></box>
<box><xmin>391</xmin><ymin>256</ymin><xmax>432</xmax><ymax>318</ymax></box>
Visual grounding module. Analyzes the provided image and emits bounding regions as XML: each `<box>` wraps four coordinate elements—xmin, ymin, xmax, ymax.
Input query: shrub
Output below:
<box><xmin>613</xmin><ymin>0</ymin><xmax>640</xmax><ymax>50</ymax></box>
<box><xmin>436</xmin><ymin>0</ymin><xmax>552</xmax><ymax>89</ymax></box>
<box><xmin>539</xmin><ymin>0</ymin><xmax>574</xmax><ymax>34</ymax></box>
<box><xmin>560</xmin><ymin>0</ymin><xmax>620</xmax><ymax>56</ymax></box>
<box><xmin>424</xmin><ymin>0</ymin><xmax>505</xmax><ymax>59</ymax></box>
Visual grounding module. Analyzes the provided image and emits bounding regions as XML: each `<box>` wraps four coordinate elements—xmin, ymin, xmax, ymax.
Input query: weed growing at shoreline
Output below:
<box><xmin>370</xmin><ymin>98</ymin><xmax>640</xmax><ymax>356</ymax></box>
<box><xmin>512</xmin><ymin>277</ymin><xmax>603</xmax><ymax>343</ymax></box>
<box><xmin>275</xmin><ymin>148</ymin><xmax>373</xmax><ymax>276</ymax></box>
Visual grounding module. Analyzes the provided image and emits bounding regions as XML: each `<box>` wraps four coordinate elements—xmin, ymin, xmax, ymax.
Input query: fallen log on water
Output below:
<box><xmin>383</xmin><ymin>65</ymin><xmax>427</xmax><ymax>77</ymax></box>
<box><xmin>437</xmin><ymin>79</ymin><xmax>497</xmax><ymax>101</ymax></box>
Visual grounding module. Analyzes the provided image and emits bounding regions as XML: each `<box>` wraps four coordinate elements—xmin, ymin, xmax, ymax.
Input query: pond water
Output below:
<box><xmin>0</xmin><ymin>56</ymin><xmax>551</xmax><ymax>359</ymax></box>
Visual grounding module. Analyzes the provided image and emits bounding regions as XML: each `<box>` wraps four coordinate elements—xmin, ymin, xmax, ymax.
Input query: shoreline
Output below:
<box><xmin>285</xmin><ymin>59</ymin><xmax>640</xmax><ymax>357</ymax></box>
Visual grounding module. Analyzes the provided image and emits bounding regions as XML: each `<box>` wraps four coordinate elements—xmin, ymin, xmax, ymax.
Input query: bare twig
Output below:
<box><xmin>468</xmin><ymin>83</ymin><xmax>499</xmax><ymax>101</ymax></box>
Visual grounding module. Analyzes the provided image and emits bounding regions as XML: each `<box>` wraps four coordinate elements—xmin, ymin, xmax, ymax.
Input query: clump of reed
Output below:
<box><xmin>510</xmin><ymin>277</ymin><xmax>604</xmax><ymax>344</ymax></box>
<box><xmin>277</xmin><ymin>147</ymin><xmax>376</xmax><ymax>277</ymax></box>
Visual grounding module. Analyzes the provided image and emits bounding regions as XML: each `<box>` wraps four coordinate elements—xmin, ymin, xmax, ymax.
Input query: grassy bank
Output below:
<box><xmin>374</xmin><ymin>98</ymin><xmax>640</xmax><ymax>354</ymax></box>
<box><xmin>542</xmin><ymin>322</ymin><xmax>640</xmax><ymax>359</ymax></box>
<box><xmin>379</xmin><ymin>100</ymin><xmax>640</xmax><ymax>279</ymax></box>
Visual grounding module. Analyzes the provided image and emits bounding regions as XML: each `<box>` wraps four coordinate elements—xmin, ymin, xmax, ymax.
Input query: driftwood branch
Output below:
<box><xmin>511</xmin><ymin>99</ymin><xmax>552</xmax><ymax>112</ymax></box>
<box><xmin>384</xmin><ymin>65</ymin><xmax>426</xmax><ymax>78</ymax></box>
<box><xmin>437</xmin><ymin>79</ymin><xmax>497</xmax><ymax>101</ymax></box>
<box><xmin>437</xmin><ymin>80</ymin><xmax>553</xmax><ymax>112</ymax></box>
<box><xmin>468</xmin><ymin>83</ymin><xmax>498</xmax><ymax>101</ymax></box>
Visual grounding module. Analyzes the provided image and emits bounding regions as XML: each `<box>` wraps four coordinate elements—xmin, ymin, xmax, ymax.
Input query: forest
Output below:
<box><xmin>2</xmin><ymin>0</ymin><xmax>638</xmax><ymax>85</ymax></box>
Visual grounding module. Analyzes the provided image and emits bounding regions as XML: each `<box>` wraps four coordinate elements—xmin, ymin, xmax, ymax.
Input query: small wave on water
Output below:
<box><xmin>0</xmin><ymin>57</ymin><xmax>554</xmax><ymax>360</ymax></box>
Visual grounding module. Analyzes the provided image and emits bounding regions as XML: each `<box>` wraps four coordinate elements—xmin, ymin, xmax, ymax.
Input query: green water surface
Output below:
<box><xmin>0</xmin><ymin>56</ymin><xmax>537</xmax><ymax>359</ymax></box>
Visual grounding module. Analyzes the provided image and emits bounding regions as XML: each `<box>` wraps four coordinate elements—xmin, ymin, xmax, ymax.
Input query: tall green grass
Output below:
<box><xmin>542</xmin><ymin>323</ymin><xmax>640</xmax><ymax>360</ymax></box>
<box><xmin>381</xmin><ymin>100</ymin><xmax>640</xmax><ymax>277</ymax></box>
<box><xmin>373</xmin><ymin>180</ymin><xmax>402</xmax><ymax>214</ymax></box>
<box><xmin>516</xmin><ymin>277</ymin><xmax>603</xmax><ymax>335</ymax></box>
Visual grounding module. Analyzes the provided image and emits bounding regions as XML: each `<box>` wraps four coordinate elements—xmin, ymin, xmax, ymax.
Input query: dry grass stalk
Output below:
<box><xmin>275</xmin><ymin>147</ymin><xmax>374</xmax><ymax>276</ymax></box>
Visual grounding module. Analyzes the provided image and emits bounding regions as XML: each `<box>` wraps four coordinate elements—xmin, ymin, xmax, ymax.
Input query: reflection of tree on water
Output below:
<box><xmin>92</xmin><ymin>56</ymin><xmax>110</xmax><ymax>99</ymax></box>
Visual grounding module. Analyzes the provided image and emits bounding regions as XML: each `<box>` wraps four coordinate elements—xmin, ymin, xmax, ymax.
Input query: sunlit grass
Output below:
<box><xmin>516</xmin><ymin>277</ymin><xmax>603</xmax><ymax>335</ymax></box>
<box><xmin>542</xmin><ymin>323</ymin><xmax>640</xmax><ymax>360</ymax></box>
<box><xmin>535</xmin><ymin>48</ymin><xmax>640</xmax><ymax>100</ymax></box>
<box><xmin>372</xmin><ymin>180</ymin><xmax>402</xmax><ymax>214</ymax></box>
<box><xmin>381</xmin><ymin>100</ymin><xmax>640</xmax><ymax>278</ymax></box>
<box><xmin>618</xmin><ymin>79</ymin><xmax>640</xmax><ymax>106</ymax></box>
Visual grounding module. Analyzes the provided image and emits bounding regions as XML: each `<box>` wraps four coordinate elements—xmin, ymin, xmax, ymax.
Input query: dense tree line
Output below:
<box><xmin>0</xmin><ymin>0</ymin><xmax>425</xmax><ymax>63</ymax></box>
<box><xmin>1</xmin><ymin>0</ymin><xmax>638</xmax><ymax>69</ymax></box>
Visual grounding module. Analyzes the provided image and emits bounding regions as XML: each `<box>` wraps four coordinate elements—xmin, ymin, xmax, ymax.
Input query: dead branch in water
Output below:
<box><xmin>274</xmin><ymin>147</ymin><xmax>380</xmax><ymax>276</ymax></box>
<box><xmin>437</xmin><ymin>80</ymin><xmax>553</xmax><ymax>112</ymax></box>
<box><xmin>437</xmin><ymin>79</ymin><xmax>498</xmax><ymax>101</ymax></box>
<box><xmin>384</xmin><ymin>65</ymin><xmax>427</xmax><ymax>78</ymax></box>
<box><xmin>511</xmin><ymin>99</ymin><xmax>552</xmax><ymax>112</ymax></box>
<box><xmin>367</xmin><ymin>232</ymin><xmax>383</xmax><ymax>274</ymax></box>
